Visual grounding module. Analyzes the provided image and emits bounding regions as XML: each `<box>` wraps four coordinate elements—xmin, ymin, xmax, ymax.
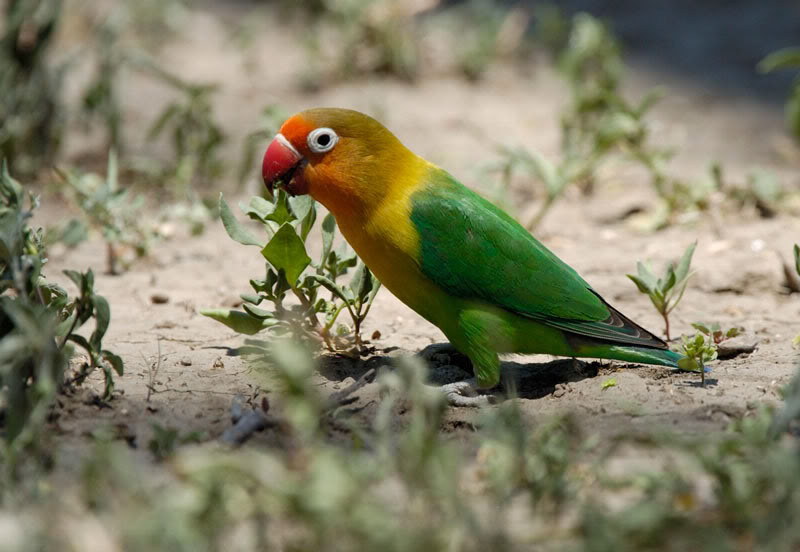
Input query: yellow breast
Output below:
<box><xmin>322</xmin><ymin>159</ymin><xmax>445</xmax><ymax>323</ymax></box>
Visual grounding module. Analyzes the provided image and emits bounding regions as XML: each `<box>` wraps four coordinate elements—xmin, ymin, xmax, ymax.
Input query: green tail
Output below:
<box><xmin>582</xmin><ymin>344</ymin><xmax>684</xmax><ymax>368</ymax></box>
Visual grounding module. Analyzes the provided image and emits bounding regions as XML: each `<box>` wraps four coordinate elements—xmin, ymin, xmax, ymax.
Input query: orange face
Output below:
<box><xmin>261</xmin><ymin>108</ymin><xmax>414</xmax><ymax>216</ymax></box>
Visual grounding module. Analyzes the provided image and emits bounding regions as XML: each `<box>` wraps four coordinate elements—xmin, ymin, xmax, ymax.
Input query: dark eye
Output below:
<box><xmin>307</xmin><ymin>127</ymin><xmax>338</xmax><ymax>154</ymax></box>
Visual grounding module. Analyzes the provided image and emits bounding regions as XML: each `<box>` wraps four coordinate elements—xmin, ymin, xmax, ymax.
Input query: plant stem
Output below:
<box><xmin>324</xmin><ymin>302</ymin><xmax>348</xmax><ymax>332</ymax></box>
<box><xmin>292</xmin><ymin>287</ymin><xmax>333</xmax><ymax>350</ymax></box>
<box><xmin>662</xmin><ymin>312</ymin><xmax>671</xmax><ymax>341</ymax></box>
<box><xmin>526</xmin><ymin>194</ymin><xmax>556</xmax><ymax>231</ymax></box>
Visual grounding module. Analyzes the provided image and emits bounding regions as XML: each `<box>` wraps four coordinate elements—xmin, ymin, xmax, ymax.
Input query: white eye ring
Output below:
<box><xmin>307</xmin><ymin>127</ymin><xmax>338</xmax><ymax>154</ymax></box>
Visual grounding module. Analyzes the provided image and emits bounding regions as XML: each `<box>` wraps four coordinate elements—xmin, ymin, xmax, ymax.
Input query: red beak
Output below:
<box><xmin>262</xmin><ymin>133</ymin><xmax>303</xmax><ymax>195</ymax></box>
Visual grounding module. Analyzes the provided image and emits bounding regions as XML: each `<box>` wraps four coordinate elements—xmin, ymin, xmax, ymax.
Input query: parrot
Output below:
<box><xmin>261</xmin><ymin>108</ymin><xmax>683</xmax><ymax>406</ymax></box>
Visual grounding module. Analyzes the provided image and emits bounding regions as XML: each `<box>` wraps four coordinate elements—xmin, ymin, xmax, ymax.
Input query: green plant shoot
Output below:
<box><xmin>627</xmin><ymin>241</ymin><xmax>696</xmax><ymax>341</ymax></box>
<box><xmin>201</xmin><ymin>191</ymin><xmax>381</xmax><ymax>351</ymax></box>
<box><xmin>678</xmin><ymin>333</ymin><xmax>717</xmax><ymax>386</ymax></box>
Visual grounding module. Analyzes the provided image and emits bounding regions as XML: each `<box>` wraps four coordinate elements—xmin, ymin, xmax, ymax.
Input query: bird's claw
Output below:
<box><xmin>439</xmin><ymin>379</ymin><xmax>493</xmax><ymax>407</ymax></box>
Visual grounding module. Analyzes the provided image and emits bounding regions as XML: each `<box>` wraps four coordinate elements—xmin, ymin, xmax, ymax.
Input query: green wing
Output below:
<box><xmin>410</xmin><ymin>168</ymin><xmax>666</xmax><ymax>349</ymax></box>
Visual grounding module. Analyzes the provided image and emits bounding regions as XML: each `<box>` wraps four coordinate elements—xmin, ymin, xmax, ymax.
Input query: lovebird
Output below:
<box><xmin>262</xmin><ymin>108</ymin><xmax>682</xmax><ymax>405</ymax></box>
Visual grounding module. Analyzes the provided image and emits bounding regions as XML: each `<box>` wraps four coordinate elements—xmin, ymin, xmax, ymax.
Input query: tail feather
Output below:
<box><xmin>600</xmin><ymin>345</ymin><xmax>683</xmax><ymax>368</ymax></box>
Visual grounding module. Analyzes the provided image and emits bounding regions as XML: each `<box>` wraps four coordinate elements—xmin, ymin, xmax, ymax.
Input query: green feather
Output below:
<box><xmin>410</xmin><ymin>168</ymin><xmax>667</xmax><ymax>349</ymax></box>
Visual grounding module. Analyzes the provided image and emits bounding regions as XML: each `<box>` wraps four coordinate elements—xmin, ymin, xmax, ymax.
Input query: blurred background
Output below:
<box><xmin>3</xmin><ymin>0</ymin><xmax>799</xmax><ymax>185</ymax></box>
<box><xmin>3</xmin><ymin>2</ymin><xmax>800</xmax><ymax>550</ymax></box>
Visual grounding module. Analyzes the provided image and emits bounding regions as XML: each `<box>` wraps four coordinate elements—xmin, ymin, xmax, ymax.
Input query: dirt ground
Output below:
<box><xmin>37</xmin><ymin>1</ymin><xmax>800</xmax><ymax>460</ymax></box>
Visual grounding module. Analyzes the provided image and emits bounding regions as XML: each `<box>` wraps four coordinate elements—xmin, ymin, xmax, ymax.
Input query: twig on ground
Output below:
<box><xmin>220</xmin><ymin>368</ymin><xmax>378</xmax><ymax>446</ymax></box>
<box><xmin>323</xmin><ymin>368</ymin><xmax>377</xmax><ymax>411</ymax></box>
<box><xmin>220</xmin><ymin>394</ymin><xmax>280</xmax><ymax>446</ymax></box>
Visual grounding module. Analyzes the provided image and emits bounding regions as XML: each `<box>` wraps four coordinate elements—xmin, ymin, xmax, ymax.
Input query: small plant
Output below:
<box><xmin>58</xmin><ymin>151</ymin><xmax>156</xmax><ymax>274</ymax></box>
<box><xmin>80</xmin><ymin>13</ymin><xmax>126</xmax><ymax>152</ymax></box>
<box><xmin>141</xmin><ymin>58</ymin><xmax>226</xmax><ymax>199</ymax></box>
<box><xmin>201</xmin><ymin>192</ymin><xmax>381</xmax><ymax>351</ymax></box>
<box><xmin>627</xmin><ymin>241</ymin><xmax>696</xmax><ymax>341</ymax></box>
<box><xmin>298</xmin><ymin>0</ymin><xmax>429</xmax><ymax>85</ymax></box>
<box><xmin>491</xmin><ymin>11</ymin><xmax>676</xmax><ymax>229</ymax></box>
<box><xmin>0</xmin><ymin>162</ymin><xmax>122</xmax><ymax>476</ymax></box>
<box><xmin>678</xmin><ymin>333</ymin><xmax>717</xmax><ymax>386</ymax></box>
<box><xmin>441</xmin><ymin>0</ymin><xmax>530</xmax><ymax>81</ymax></box>
<box><xmin>58</xmin><ymin>269</ymin><xmax>124</xmax><ymax>399</ymax></box>
<box><xmin>758</xmin><ymin>47</ymin><xmax>800</xmax><ymax>140</ymax></box>
<box><xmin>691</xmin><ymin>322</ymin><xmax>742</xmax><ymax>345</ymax></box>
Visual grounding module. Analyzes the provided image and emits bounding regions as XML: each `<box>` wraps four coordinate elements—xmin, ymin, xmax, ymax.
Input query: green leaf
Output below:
<box><xmin>635</xmin><ymin>261</ymin><xmax>657</xmax><ymax>290</ymax></box>
<box><xmin>659</xmin><ymin>266</ymin><xmax>677</xmax><ymax>295</ymax></box>
<box><xmin>665</xmin><ymin>277</ymin><xmax>691</xmax><ymax>315</ymax></box>
<box><xmin>199</xmin><ymin>308</ymin><xmax>276</xmax><ymax>335</ymax></box>
<box><xmin>242</xmin><ymin>302</ymin><xmax>275</xmax><ymax>320</ymax></box>
<box><xmin>219</xmin><ymin>193</ymin><xmax>262</xmax><ymax>247</ymax></box>
<box><xmin>677</xmin><ymin>357</ymin><xmax>701</xmax><ymax>373</ymax></box>
<box><xmin>59</xmin><ymin>218</ymin><xmax>89</xmax><ymax>248</ymax></box>
<box><xmin>601</xmin><ymin>378</ymin><xmax>616</xmax><ymax>390</ymax></box>
<box><xmin>794</xmin><ymin>244</ymin><xmax>799</xmax><ymax>277</ymax></box>
<box><xmin>261</xmin><ymin>223</ymin><xmax>311</xmax><ymax>286</ymax></box>
<box><xmin>243</xmin><ymin>196</ymin><xmax>275</xmax><ymax>223</ymax></box>
<box><xmin>90</xmin><ymin>295</ymin><xmax>111</xmax><ymax>351</ymax></box>
<box><xmin>626</xmin><ymin>274</ymin><xmax>652</xmax><ymax>294</ymax></box>
<box><xmin>38</xmin><ymin>281</ymin><xmax>68</xmax><ymax>308</ymax></box>
<box><xmin>298</xmin><ymin>200</ymin><xmax>317</xmax><ymax>241</ymax></box>
<box><xmin>521</xmin><ymin>148</ymin><xmax>564</xmax><ymax>195</ymax></box>
<box><xmin>1</xmin><ymin>159</ymin><xmax>23</xmax><ymax>205</ymax></box>
<box><xmin>726</xmin><ymin>327</ymin><xmax>742</xmax><ymax>338</ymax></box>
<box><xmin>64</xmin><ymin>269</ymin><xmax>84</xmax><ymax>290</ymax></box>
<box><xmin>240</xmin><ymin>293</ymin><xmax>263</xmax><ymax>305</ymax></box>
<box><xmin>288</xmin><ymin>195</ymin><xmax>315</xmax><ymax>222</ymax></box>
<box><xmin>320</xmin><ymin>213</ymin><xmax>336</xmax><ymax>267</ymax></box>
<box><xmin>102</xmin><ymin>350</ymin><xmax>124</xmax><ymax>376</ymax></box>
<box><xmin>350</xmin><ymin>261</ymin><xmax>373</xmax><ymax>302</ymax></box>
<box><xmin>147</xmin><ymin>103</ymin><xmax>180</xmax><ymax>140</ymax></box>
<box><xmin>266</xmin><ymin>190</ymin><xmax>296</xmax><ymax>225</ymax></box>
<box><xmin>67</xmin><ymin>333</ymin><xmax>92</xmax><ymax>354</ymax></box>
<box><xmin>306</xmin><ymin>274</ymin><xmax>350</xmax><ymax>303</ymax></box>
<box><xmin>691</xmin><ymin>322</ymin><xmax>710</xmax><ymax>335</ymax></box>
<box><xmin>674</xmin><ymin>241</ymin><xmax>696</xmax><ymax>283</ymax></box>
<box><xmin>758</xmin><ymin>48</ymin><xmax>800</xmax><ymax>73</ymax></box>
<box><xmin>55</xmin><ymin>310</ymin><xmax>77</xmax><ymax>337</ymax></box>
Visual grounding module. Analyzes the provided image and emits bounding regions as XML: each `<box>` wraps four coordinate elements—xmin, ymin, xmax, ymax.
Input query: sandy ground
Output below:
<box><xmin>35</xmin><ymin>1</ymin><xmax>800</xmax><ymax>457</ymax></box>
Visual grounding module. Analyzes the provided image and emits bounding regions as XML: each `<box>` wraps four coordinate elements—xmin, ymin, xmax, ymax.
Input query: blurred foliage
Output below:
<box><xmin>57</xmin><ymin>151</ymin><xmax>159</xmax><ymax>274</ymax></box>
<box><xmin>487</xmin><ymin>10</ymin><xmax>798</xmax><ymax>230</ymax></box>
<box><xmin>0</xmin><ymin>162</ymin><xmax>121</xmax><ymax>480</ymax></box>
<box><xmin>294</xmin><ymin>0</ymin><xmax>433</xmax><ymax>84</ymax></box>
<box><xmin>143</xmin><ymin>65</ymin><xmax>226</xmax><ymax>200</ymax></box>
<box><xmin>201</xmin><ymin>191</ymin><xmax>380</xmax><ymax>351</ymax></box>
<box><xmin>0</xmin><ymin>0</ymin><xmax>65</xmax><ymax>176</ymax></box>
<box><xmin>486</xmin><ymin>12</ymin><xmax>672</xmax><ymax>230</ymax></box>
<box><xmin>758</xmin><ymin>47</ymin><xmax>800</xmax><ymax>140</ymax></box>
<box><xmin>3</xmin><ymin>340</ymin><xmax>800</xmax><ymax>550</ymax></box>
<box><xmin>437</xmin><ymin>0</ymin><xmax>531</xmax><ymax>81</ymax></box>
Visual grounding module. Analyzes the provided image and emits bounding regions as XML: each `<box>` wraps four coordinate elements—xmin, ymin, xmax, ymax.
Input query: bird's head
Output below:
<box><xmin>262</xmin><ymin>108</ymin><xmax>416</xmax><ymax>215</ymax></box>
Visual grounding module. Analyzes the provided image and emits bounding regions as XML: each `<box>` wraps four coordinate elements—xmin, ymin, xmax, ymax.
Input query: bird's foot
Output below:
<box><xmin>437</xmin><ymin>378</ymin><xmax>495</xmax><ymax>407</ymax></box>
